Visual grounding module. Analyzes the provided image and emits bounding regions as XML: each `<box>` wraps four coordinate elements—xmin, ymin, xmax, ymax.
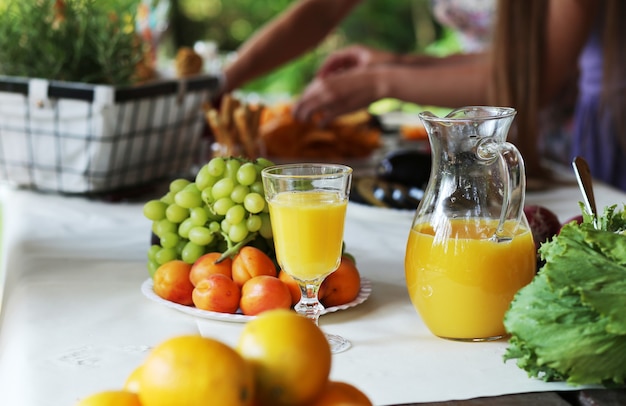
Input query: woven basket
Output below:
<box><xmin>0</xmin><ymin>75</ymin><xmax>219</xmax><ymax>195</ymax></box>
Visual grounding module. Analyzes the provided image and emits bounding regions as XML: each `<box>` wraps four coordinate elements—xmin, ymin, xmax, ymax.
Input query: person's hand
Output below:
<box><xmin>293</xmin><ymin>67</ymin><xmax>384</xmax><ymax>125</ymax></box>
<box><xmin>316</xmin><ymin>45</ymin><xmax>397</xmax><ymax>78</ymax></box>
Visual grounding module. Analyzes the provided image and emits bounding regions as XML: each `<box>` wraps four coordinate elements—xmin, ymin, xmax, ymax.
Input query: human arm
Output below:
<box><xmin>293</xmin><ymin>52</ymin><xmax>490</xmax><ymax>124</ymax></box>
<box><xmin>222</xmin><ymin>0</ymin><xmax>362</xmax><ymax>92</ymax></box>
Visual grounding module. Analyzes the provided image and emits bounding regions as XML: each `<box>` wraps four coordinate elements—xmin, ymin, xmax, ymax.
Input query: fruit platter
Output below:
<box><xmin>142</xmin><ymin>155</ymin><xmax>371</xmax><ymax>319</ymax></box>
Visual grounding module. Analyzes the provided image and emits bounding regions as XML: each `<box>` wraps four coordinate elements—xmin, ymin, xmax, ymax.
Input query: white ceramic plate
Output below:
<box><xmin>141</xmin><ymin>277</ymin><xmax>372</xmax><ymax>323</ymax></box>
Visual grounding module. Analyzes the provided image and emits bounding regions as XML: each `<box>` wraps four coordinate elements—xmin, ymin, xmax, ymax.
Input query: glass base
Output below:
<box><xmin>326</xmin><ymin>333</ymin><xmax>351</xmax><ymax>354</ymax></box>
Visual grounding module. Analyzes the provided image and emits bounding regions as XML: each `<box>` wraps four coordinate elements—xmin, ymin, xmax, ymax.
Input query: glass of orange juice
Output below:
<box><xmin>262</xmin><ymin>163</ymin><xmax>352</xmax><ymax>353</ymax></box>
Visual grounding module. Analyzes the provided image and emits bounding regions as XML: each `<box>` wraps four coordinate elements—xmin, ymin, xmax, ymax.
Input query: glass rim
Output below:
<box><xmin>261</xmin><ymin>163</ymin><xmax>353</xmax><ymax>179</ymax></box>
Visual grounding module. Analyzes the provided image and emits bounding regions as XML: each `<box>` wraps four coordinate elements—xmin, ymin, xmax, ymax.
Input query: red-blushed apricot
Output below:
<box><xmin>320</xmin><ymin>256</ymin><xmax>361</xmax><ymax>308</ymax></box>
<box><xmin>153</xmin><ymin>260</ymin><xmax>194</xmax><ymax>306</ymax></box>
<box><xmin>240</xmin><ymin>275</ymin><xmax>292</xmax><ymax>316</ymax></box>
<box><xmin>192</xmin><ymin>274</ymin><xmax>241</xmax><ymax>313</ymax></box>
<box><xmin>232</xmin><ymin>246</ymin><xmax>277</xmax><ymax>287</ymax></box>
<box><xmin>278</xmin><ymin>270</ymin><xmax>301</xmax><ymax>306</ymax></box>
<box><xmin>190</xmin><ymin>252</ymin><xmax>233</xmax><ymax>286</ymax></box>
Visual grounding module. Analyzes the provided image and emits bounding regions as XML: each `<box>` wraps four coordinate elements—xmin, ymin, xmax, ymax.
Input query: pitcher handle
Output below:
<box><xmin>478</xmin><ymin>140</ymin><xmax>526</xmax><ymax>242</ymax></box>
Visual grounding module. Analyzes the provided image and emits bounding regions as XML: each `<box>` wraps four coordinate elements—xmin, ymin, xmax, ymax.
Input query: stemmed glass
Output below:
<box><xmin>261</xmin><ymin>163</ymin><xmax>353</xmax><ymax>353</ymax></box>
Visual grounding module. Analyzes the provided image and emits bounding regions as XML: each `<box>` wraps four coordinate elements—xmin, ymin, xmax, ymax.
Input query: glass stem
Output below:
<box><xmin>295</xmin><ymin>281</ymin><xmax>324</xmax><ymax>326</ymax></box>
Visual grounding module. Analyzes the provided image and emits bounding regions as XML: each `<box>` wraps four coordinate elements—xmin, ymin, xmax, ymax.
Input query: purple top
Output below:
<box><xmin>572</xmin><ymin>8</ymin><xmax>626</xmax><ymax>191</ymax></box>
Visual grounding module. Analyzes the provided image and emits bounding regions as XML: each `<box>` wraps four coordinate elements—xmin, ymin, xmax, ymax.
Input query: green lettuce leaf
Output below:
<box><xmin>503</xmin><ymin>205</ymin><xmax>626</xmax><ymax>386</ymax></box>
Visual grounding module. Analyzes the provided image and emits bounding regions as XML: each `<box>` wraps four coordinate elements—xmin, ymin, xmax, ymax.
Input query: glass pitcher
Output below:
<box><xmin>404</xmin><ymin>106</ymin><xmax>536</xmax><ymax>341</ymax></box>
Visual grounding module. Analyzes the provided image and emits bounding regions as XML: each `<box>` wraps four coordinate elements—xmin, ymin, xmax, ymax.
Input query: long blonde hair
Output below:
<box><xmin>489</xmin><ymin>0</ymin><xmax>626</xmax><ymax>178</ymax></box>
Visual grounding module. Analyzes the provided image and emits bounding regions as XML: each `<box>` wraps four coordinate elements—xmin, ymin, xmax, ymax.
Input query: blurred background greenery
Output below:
<box><xmin>164</xmin><ymin>0</ymin><xmax>461</xmax><ymax>101</ymax></box>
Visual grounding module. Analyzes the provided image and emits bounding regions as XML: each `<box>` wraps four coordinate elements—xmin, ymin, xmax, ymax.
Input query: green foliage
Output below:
<box><xmin>0</xmin><ymin>0</ymin><xmax>144</xmax><ymax>85</ymax></box>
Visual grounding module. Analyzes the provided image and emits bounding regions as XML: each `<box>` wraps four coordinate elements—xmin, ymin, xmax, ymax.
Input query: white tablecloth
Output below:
<box><xmin>0</xmin><ymin>174</ymin><xmax>624</xmax><ymax>406</ymax></box>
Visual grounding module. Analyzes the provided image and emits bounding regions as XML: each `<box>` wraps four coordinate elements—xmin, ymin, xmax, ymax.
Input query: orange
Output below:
<box><xmin>189</xmin><ymin>252</ymin><xmax>233</xmax><ymax>286</ymax></box>
<box><xmin>152</xmin><ymin>260</ymin><xmax>194</xmax><ymax>305</ymax></box>
<box><xmin>320</xmin><ymin>256</ymin><xmax>361</xmax><ymax>307</ymax></box>
<box><xmin>138</xmin><ymin>335</ymin><xmax>254</xmax><ymax>406</ymax></box>
<box><xmin>236</xmin><ymin>309</ymin><xmax>331</xmax><ymax>406</ymax></box>
<box><xmin>309</xmin><ymin>381</ymin><xmax>373</xmax><ymax>406</ymax></box>
<box><xmin>123</xmin><ymin>365</ymin><xmax>143</xmax><ymax>393</ymax></box>
<box><xmin>76</xmin><ymin>390</ymin><xmax>141</xmax><ymax>406</ymax></box>
<box><xmin>232</xmin><ymin>246</ymin><xmax>277</xmax><ymax>287</ymax></box>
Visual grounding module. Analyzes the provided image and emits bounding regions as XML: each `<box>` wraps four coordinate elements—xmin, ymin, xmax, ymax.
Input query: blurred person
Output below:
<box><xmin>294</xmin><ymin>0</ymin><xmax>626</xmax><ymax>190</ymax></box>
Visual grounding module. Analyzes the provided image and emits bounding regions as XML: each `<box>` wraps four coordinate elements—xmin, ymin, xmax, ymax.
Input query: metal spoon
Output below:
<box><xmin>572</xmin><ymin>156</ymin><xmax>599</xmax><ymax>228</ymax></box>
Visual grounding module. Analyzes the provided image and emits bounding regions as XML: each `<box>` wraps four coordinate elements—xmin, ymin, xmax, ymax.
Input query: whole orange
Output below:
<box><xmin>138</xmin><ymin>335</ymin><xmax>254</xmax><ymax>406</ymax></box>
<box><xmin>76</xmin><ymin>390</ymin><xmax>141</xmax><ymax>406</ymax></box>
<box><xmin>153</xmin><ymin>260</ymin><xmax>194</xmax><ymax>305</ymax></box>
<box><xmin>308</xmin><ymin>381</ymin><xmax>373</xmax><ymax>406</ymax></box>
<box><xmin>320</xmin><ymin>256</ymin><xmax>361</xmax><ymax>308</ymax></box>
<box><xmin>278</xmin><ymin>270</ymin><xmax>301</xmax><ymax>306</ymax></box>
<box><xmin>193</xmin><ymin>274</ymin><xmax>241</xmax><ymax>313</ymax></box>
<box><xmin>240</xmin><ymin>275</ymin><xmax>292</xmax><ymax>316</ymax></box>
<box><xmin>189</xmin><ymin>252</ymin><xmax>233</xmax><ymax>286</ymax></box>
<box><xmin>123</xmin><ymin>365</ymin><xmax>143</xmax><ymax>393</ymax></box>
<box><xmin>232</xmin><ymin>246</ymin><xmax>277</xmax><ymax>287</ymax></box>
<box><xmin>236</xmin><ymin>309</ymin><xmax>331</xmax><ymax>406</ymax></box>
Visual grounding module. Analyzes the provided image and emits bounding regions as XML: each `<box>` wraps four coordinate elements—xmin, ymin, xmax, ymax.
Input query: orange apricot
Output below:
<box><xmin>153</xmin><ymin>260</ymin><xmax>194</xmax><ymax>306</ymax></box>
<box><xmin>192</xmin><ymin>274</ymin><xmax>241</xmax><ymax>314</ymax></box>
<box><xmin>320</xmin><ymin>256</ymin><xmax>361</xmax><ymax>308</ymax></box>
<box><xmin>190</xmin><ymin>252</ymin><xmax>233</xmax><ymax>286</ymax></box>
<box><xmin>240</xmin><ymin>275</ymin><xmax>292</xmax><ymax>316</ymax></box>
<box><xmin>232</xmin><ymin>246</ymin><xmax>277</xmax><ymax>287</ymax></box>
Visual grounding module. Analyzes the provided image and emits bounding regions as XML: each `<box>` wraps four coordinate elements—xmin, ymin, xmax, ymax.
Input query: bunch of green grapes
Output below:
<box><xmin>142</xmin><ymin>156</ymin><xmax>275</xmax><ymax>276</ymax></box>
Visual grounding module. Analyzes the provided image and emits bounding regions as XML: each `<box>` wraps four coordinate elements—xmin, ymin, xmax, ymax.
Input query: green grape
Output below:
<box><xmin>224</xmin><ymin>158</ymin><xmax>241</xmax><ymax>180</ymax></box>
<box><xmin>181</xmin><ymin>241</ymin><xmax>204</xmax><ymax>263</ymax></box>
<box><xmin>255</xmin><ymin>157</ymin><xmax>274</xmax><ymax>169</ymax></box>
<box><xmin>189</xmin><ymin>226</ymin><xmax>214</xmax><ymax>246</ymax></box>
<box><xmin>147</xmin><ymin>244</ymin><xmax>161</xmax><ymax>260</ymax></box>
<box><xmin>236</xmin><ymin>162</ymin><xmax>257</xmax><ymax>186</ymax></box>
<box><xmin>201</xmin><ymin>187</ymin><xmax>214</xmax><ymax>205</ymax></box>
<box><xmin>212</xmin><ymin>177</ymin><xmax>235</xmax><ymax>200</ymax></box>
<box><xmin>250</xmin><ymin>181</ymin><xmax>264</xmax><ymax>195</ymax></box>
<box><xmin>165</xmin><ymin>203</ymin><xmax>189</xmax><ymax>223</ymax></box>
<box><xmin>209</xmin><ymin>221</ymin><xmax>221</xmax><ymax>233</ymax></box>
<box><xmin>246</xmin><ymin>214</ymin><xmax>262</xmax><ymax>232</ymax></box>
<box><xmin>155</xmin><ymin>247</ymin><xmax>177</xmax><ymax>264</ymax></box>
<box><xmin>169</xmin><ymin>178</ymin><xmax>191</xmax><ymax>194</ymax></box>
<box><xmin>190</xmin><ymin>207</ymin><xmax>209</xmax><ymax>226</ymax></box>
<box><xmin>154</xmin><ymin>219</ymin><xmax>177</xmax><ymax>237</ymax></box>
<box><xmin>176</xmin><ymin>240</ymin><xmax>187</xmax><ymax>255</ymax></box>
<box><xmin>160</xmin><ymin>231</ymin><xmax>180</xmax><ymax>249</ymax></box>
<box><xmin>244</xmin><ymin>192</ymin><xmax>265</xmax><ymax>214</ymax></box>
<box><xmin>143</xmin><ymin>199</ymin><xmax>167</xmax><ymax>221</ymax></box>
<box><xmin>178</xmin><ymin>218</ymin><xmax>194</xmax><ymax>239</ymax></box>
<box><xmin>230</xmin><ymin>184</ymin><xmax>250</xmax><ymax>204</ymax></box>
<box><xmin>221</xmin><ymin>219</ymin><xmax>232</xmax><ymax>233</ymax></box>
<box><xmin>204</xmin><ymin>205</ymin><xmax>223</xmax><ymax>221</ymax></box>
<box><xmin>160</xmin><ymin>191</ymin><xmax>175</xmax><ymax>205</ymax></box>
<box><xmin>147</xmin><ymin>260</ymin><xmax>159</xmax><ymax>278</ymax></box>
<box><xmin>214</xmin><ymin>197</ymin><xmax>235</xmax><ymax>216</ymax></box>
<box><xmin>229</xmin><ymin>222</ymin><xmax>249</xmax><ymax>243</ymax></box>
<box><xmin>207</xmin><ymin>157</ymin><xmax>226</xmax><ymax>177</ymax></box>
<box><xmin>195</xmin><ymin>165</ymin><xmax>217</xmax><ymax>191</ymax></box>
<box><xmin>259</xmin><ymin>213</ymin><xmax>273</xmax><ymax>239</ymax></box>
<box><xmin>175</xmin><ymin>189</ymin><xmax>202</xmax><ymax>209</ymax></box>
<box><xmin>226</xmin><ymin>204</ymin><xmax>246</xmax><ymax>225</ymax></box>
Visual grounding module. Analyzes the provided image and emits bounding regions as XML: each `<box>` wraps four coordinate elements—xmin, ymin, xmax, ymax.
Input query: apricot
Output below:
<box><xmin>189</xmin><ymin>252</ymin><xmax>233</xmax><ymax>286</ymax></box>
<box><xmin>278</xmin><ymin>270</ymin><xmax>301</xmax><ymax>306</ymax></box>
<box><xmin>240</xmin><ymin>275</ymin><xmax>292</xmax><ymax>316</ymax></box>
<box><xmin>153</xmin><ymin>260</ymin><xmax>194</xmax><ymax>306</ymax></box>
<box><xmin>320</xmin><ymin>256</ymin><xmax>361</xmax><ymax>308</ymax></box>
<box><xmin>232</xmin><ymin>246</ymin><xmax>277</xmax><ymax>287</ymax></box>
<box><xmin>192</xmin><ymin>274</ymin><xmax>241</xmax><ymax>313</ymax></box>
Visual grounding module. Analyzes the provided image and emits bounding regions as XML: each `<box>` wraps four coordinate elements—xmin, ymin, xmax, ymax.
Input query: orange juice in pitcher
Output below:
<box><xmin>404</xmin><ymin>106</ymin><xmax>536</xmax><ymax>341</ymax></box>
